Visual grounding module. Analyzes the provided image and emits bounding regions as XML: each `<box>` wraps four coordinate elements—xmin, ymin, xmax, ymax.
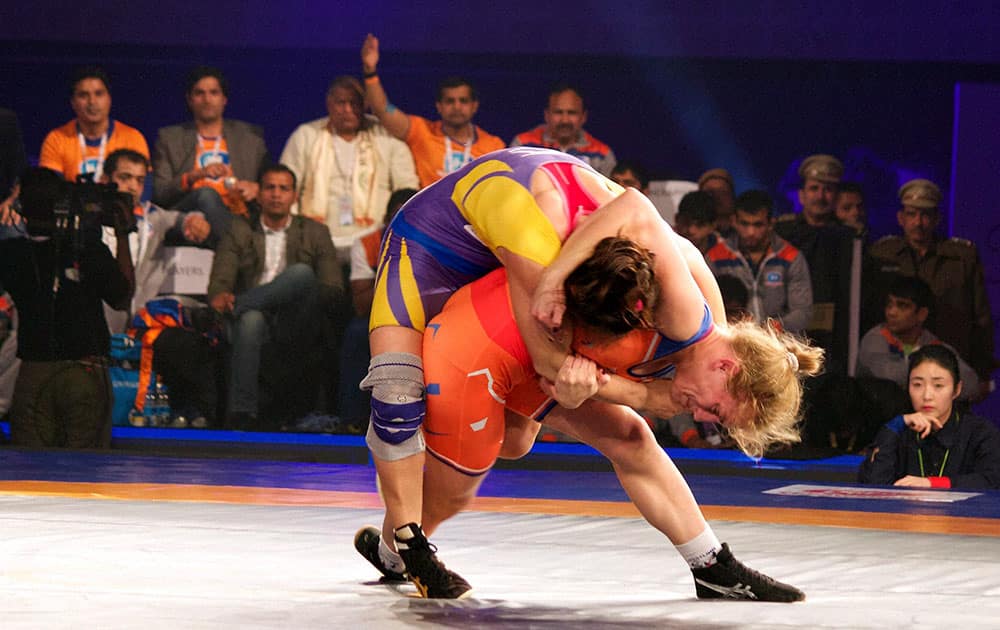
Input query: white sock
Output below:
<box><xmin>378</xmin><ymin>537</ymin><xmax>406</xmax><ymax>574</ymax></box>
<box><xmin>675</xmin><ymin>527</ymin><xmax>722</xmax><ymax>569</ymax></box>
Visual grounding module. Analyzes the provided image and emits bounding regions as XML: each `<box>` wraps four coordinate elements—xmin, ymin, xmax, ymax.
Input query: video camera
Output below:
<box><xmin>18</xmin><ymin>167</ymin><xmax>137</xmax><ymax>237</ymax></box>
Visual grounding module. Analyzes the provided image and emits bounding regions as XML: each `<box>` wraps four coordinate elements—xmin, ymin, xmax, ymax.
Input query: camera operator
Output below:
<box><xmin>0</xmin><ymin>167</ymin><xmax>134</xmax><ymax>448</ymax></box>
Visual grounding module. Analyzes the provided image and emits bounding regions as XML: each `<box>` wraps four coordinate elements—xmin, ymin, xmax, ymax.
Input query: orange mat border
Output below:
<box><xmin>1</xmin><ymin>480</ymin><xmax>996</xmax><ymax>537</ymax></box>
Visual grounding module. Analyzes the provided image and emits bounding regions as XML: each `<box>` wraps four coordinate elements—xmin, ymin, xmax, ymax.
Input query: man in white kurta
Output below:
<box><xmin>280</xmin><ymin>76</ymin><xmax>418</xmax><ymax>261</ymax></box>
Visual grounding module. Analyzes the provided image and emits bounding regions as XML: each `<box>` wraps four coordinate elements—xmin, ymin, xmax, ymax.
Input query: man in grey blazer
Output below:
<box><xmin>100</xmin><ymin>149</ymin><xmax>212</xmax><ymax>333</ymax></box>
<box><xmin>153</xmin><ymin>66</ymin><xmax>270</xmax><ymax>246</ymax></box>
<box><xmin>207</xmin><ymin>164</ymin><xmax>344</xmax><ymax>429</ymax></box>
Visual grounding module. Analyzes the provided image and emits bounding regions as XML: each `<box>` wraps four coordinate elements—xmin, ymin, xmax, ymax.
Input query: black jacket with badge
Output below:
<box><xmin>859</xmin><ymin>411</ymin><xmax>1000</xmax><ymax>489</ymax></box>
<box><xmin>869</xmin><ymin>235</ymin><xmax>995</xmax><ymax>379</ymax></box>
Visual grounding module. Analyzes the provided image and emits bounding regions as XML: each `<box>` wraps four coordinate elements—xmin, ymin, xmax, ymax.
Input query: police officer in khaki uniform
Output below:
<box><xmin>787</xmin><ymin>154</ymin><xmax>842</xmax><ymax>227</ymax></box>
<box><xmin>870</xmin><ymin>179</ymin><xmax>995</xmax><ymax>396</ymax></box>
<box><xmin>775</xmin><ymin>154</ymin><xmax>857</xmax><ymax>375</ymax></box>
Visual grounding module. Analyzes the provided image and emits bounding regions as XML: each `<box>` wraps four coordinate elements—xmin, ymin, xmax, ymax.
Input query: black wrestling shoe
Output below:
<box><xmin>354</xmin><ymin>525</ymin><xmax>406</xmax><ymax>582</ymax></box>
<box><xmin>691</xmin><ymin>543</ymin><xmax>805</xmax><ymax>602</ymax></box>
<box><xmin>394</xmin><ymin>522</ymin><xmax>473</xmax><ymax>599</ymax></box>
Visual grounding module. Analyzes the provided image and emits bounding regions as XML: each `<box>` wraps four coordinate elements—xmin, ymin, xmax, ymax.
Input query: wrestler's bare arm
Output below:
<box><xmin>532</xmin><ymin>186</ymin><xmax>705</xmax><ymax>341</ymax></box>
<box><xmin>502</xmin><ymin>251</ymin><xmax>571</xmax><ymax>379</ymax></box>
<box><xmin>675</xmin><ymin>235</ymin><xmax>727</xmax><ymax>324</ymax></box>
<box><xmin>547</xmin><ymin>350</ymin><xmax>683</xmax><ymax>418</ymax></box>
<box><xmin>498</xmin><ymin>167</ymin><xmax>695</xmax><ymax>411</ymax></box>
<box><xmin>503</xmin><ymin>253</ymin><xmax>678</xmax><ymax>414</ymax></box>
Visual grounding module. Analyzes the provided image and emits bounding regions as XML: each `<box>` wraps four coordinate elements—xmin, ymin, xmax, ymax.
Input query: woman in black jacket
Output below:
<box><xmin>859</xmin><ymin>344</ymin><xmax>1000</xmax><ymax>489</ymax></box>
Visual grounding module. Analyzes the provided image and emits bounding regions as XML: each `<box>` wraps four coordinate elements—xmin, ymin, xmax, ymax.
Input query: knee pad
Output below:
<box><xmin>360</xmin><ymin>353</ymin><xmax>425</xmax><ymax>447</ymax></box>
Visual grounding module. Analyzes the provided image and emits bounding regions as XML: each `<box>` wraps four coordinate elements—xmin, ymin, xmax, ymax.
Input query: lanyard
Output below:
<box><xmin>917</xmin><ymin>412</ymin><xmax>959</xmax><ymax>477</ymax></box>
<box><xmin>77</xmin><ymin>120</ymin><xmax>111</xmax><ymax>179</ymax></box>
<box><xmin>443</xmin><ymin>127</ymin><xmax>475</xmax><ymax>174</ymax></box>
<box><xmin>197</xmin><ymin>134</ymin><xmax>223</xmax><ymax>165</ymax></box>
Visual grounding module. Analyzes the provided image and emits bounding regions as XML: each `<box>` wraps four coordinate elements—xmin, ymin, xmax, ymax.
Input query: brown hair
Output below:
<box><xmin>725</xmin><ymin>321</ymin><xmax>824</xmax><ymax>458</ymax></box>
<box><xmin>563</xmin><ymin>236</ymin><xmax>659</xmax><ymax>336</ymax></box>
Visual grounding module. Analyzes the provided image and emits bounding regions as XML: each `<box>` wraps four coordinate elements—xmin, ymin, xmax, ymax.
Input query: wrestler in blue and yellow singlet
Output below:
<box><xmin>369</xmin><ymin>147</ymin><xmax>622</xmax><ymax>333</ymax></box>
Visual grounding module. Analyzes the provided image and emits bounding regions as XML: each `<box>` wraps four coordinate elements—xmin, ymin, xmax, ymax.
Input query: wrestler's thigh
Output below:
<box><xmin>369</xmin><ymin>230</ymin><xmax>473</xmax><ymax>333</ymax></box>
<box><xmin>423</xmin><ymin>329</ymin><xmax>512</xmax><ymax>476</ymax></box>
<box><xmin>498</xmin><ymin>409</ymin><xmax>542</xmax><ymax>460</ymax></box>
<box><xmin>544</xmin><ymin>399</ymin><xmax>653</xmax><ymax>449</ymax></box>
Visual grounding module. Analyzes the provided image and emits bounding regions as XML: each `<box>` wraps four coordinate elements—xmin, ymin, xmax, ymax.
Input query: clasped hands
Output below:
<box><xmin>892</xmin><ymin>412</ymin><xmax>946</xmax><ymax>488</ymax></box>
<box><xmin>190</xmin><ymin>163</ymin><xmax>258</xmax><ymax>200</ymax></box>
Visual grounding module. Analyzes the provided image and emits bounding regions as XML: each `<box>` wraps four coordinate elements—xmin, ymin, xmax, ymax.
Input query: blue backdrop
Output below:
<box><xmin>1</xmin><ymin>1</ymin><xmax>997</xmax><ymax>408</ymax></box>
<box><xmin>3</xmin><ymin>2</ymin><xmax>999</xmax><ymax>241</ymax></box>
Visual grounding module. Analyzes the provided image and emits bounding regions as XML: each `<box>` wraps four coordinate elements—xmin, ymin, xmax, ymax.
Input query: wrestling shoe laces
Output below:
<box><xmin>394</xmin><ymin>522</ymin><xmax>473</xmax><ymax>599</ymax></box>
<box><xmin>691</xmin><ymin>543</ymin><xmax>805</xmax><ymax>602</ymax></box>
<box><xmin>354</xmin><ymin>525</ymin><xmax>406</xmax><ymax>582</ymax></box>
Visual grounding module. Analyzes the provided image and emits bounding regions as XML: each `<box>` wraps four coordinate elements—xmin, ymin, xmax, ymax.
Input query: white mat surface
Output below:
<box><xmin>2</xmin><ymin>496</ymin><xmax>998</xmax><ymax>629</ymax></box>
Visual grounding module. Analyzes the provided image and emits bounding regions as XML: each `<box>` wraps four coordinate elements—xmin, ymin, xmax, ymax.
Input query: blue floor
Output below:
<box><xmin>2</xmin><ymin>445</ymin><xmax>997</xmax><ymax>519</ymax></box>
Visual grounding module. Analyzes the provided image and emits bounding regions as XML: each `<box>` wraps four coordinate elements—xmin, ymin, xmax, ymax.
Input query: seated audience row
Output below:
<box><xmin>662</xmin><ymin>156</ymin><xmax>994</xmax><ymax>402</ymax></box>
<box><xmin>647</xmin><ymin>155</ymin><xmax>995</xmax><ymax>453</ymax></box>
<box><xmin>32</xmin><ymin>44</ymin><xmax>619</xmax><ymax>255</ymax></box>
<box><xmin>0</xmin><ymin>43</ymin><xmax>994</xmax><ymax>450</ymax></box>
<box><xmin>23</xmin><ymin>61</ymin><xmax>997</xmax><ymax>401</ymax></box>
